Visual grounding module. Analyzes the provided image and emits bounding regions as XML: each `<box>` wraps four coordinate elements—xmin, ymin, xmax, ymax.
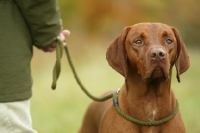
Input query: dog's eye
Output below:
<box><xmin>166</xmin><ymin>39</ymin><xmax>173</xmax><ymax>45</ymax></box>
<box><xmin>134</xmin><ymin>39</ymin><xmax>143</xmax><ymax>46</ymax></box>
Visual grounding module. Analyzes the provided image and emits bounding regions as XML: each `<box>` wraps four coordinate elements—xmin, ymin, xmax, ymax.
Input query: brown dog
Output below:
<box><xmin>79</xmin><ymin>23</ymin><xmax>190</xmax><ymax>133</ymax></box>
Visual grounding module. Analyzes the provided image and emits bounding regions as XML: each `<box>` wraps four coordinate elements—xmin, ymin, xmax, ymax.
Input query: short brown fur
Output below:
<box><xmin>79</xmin><ymin>23</ymin><xmax>190</xmax><ymax>133</ymax></box>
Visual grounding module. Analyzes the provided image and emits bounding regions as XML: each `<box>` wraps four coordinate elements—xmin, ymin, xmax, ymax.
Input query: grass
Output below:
<box><xmin>31</xmin><ymin>42</ymin><xmax>200</xmax><ymax>133</ymax></box>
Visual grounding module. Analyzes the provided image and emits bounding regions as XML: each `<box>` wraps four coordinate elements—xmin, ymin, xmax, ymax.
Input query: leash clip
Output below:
<box><xmin>117</xmin><ymin>88</ymin><xmax>120</xmax><ymax>94</ymax></box>
<box><xmin>113</xmin><ymin>88</ymin><xmax>120</xmax><ymax>107</ymax></box>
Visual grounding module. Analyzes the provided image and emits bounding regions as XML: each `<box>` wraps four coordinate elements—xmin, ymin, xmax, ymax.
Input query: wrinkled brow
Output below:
<box><xmin>140</xmin><ymin>32</ymin><xmax>148</xmax><ymax>39</ymax></box>
<box><xmin>162</xmin><ymin>30</ymin><xmax>174</xmax><ymax>37</ymax></box>
<box><xmin>162</xmin><ymin>31</ymin><xmax>168</xmax><ymax>37</ymax></box>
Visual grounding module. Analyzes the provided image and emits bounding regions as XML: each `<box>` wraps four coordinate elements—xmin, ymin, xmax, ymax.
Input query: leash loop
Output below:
<box><xmin>51</xmin><ymin>37</ymin><xmax>63</xmax><ymax>90</ymax></box>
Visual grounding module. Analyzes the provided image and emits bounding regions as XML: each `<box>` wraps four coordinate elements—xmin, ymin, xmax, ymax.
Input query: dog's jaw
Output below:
<box><xmin>144</xmin><ymin>66</ymin><xmax>169</xmax><ymax>82</ymax></box>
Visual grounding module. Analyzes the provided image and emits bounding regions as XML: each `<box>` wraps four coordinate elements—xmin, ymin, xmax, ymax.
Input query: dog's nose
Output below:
<box><xmin>150</xmin><ymin>48</ymin><xmax>166</xmax><ymax>61</ymax></box>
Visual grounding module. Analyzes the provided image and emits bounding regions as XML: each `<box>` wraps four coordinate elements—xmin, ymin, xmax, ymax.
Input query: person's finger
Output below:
<box><xmin>62</xmin><ymin>30</ymin><xmax>70</xmax><ymax>38</ymax></box>
<box><xmin>58</xmin><ymin>30</ymin><xmax>70</xmax><ymax>46</ymax></box>
<box><xmin>59</xmin><ymin>33</ymin><xmax>65</xmax><ymax>41</ymax></box>
<box><xmin>59</xmin><ymin>30</ymin><xmax>70</xmax><ymax>41</ymax></box>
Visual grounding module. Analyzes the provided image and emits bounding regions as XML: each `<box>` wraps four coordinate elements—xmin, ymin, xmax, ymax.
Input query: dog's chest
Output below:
<box><xmin>145</xmin><ymin>103</ymin><xmax>157</xmax><ymax>121</ymax></box>
<box><xmin>144</xmin><ymin>103</ymin><xmax>158</xmax><ymax>133</ymax></box>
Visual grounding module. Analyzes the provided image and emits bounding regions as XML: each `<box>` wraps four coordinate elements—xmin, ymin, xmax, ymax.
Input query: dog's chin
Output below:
<box><xmin>144</xmin><ymin>67</ymin><xmax>169</xmax><ymax>83</ymax></box>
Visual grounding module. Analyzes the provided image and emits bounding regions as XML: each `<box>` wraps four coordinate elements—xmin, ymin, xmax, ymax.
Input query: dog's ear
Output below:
<box><xmin>106</xmin><ymin>27</ymin><xmax>130</xmax><ymax>79</ymax></box>
<box><xmin>172</xmin><ymin>27</ymin><xmax>190</xmax><ymax>82</ymax></box>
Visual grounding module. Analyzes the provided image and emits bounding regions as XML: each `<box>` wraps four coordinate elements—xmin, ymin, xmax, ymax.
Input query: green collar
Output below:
<box><xmin>112</xmin><ymin>89</ymin><xmax>179</xmax><ymax>126</ymax></box>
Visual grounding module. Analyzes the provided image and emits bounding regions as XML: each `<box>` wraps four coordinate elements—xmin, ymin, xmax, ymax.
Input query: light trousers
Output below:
<box><xmin>0</xmin><ymin>99</ymin><xmax>37</xmax><ymax>133</ymax></box>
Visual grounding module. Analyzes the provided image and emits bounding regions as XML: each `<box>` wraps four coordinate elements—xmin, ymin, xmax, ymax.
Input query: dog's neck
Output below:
<box><xmin>119</xmin><ymin>69</ymin><xmax>177</xmax><ymax>121</ymax></box>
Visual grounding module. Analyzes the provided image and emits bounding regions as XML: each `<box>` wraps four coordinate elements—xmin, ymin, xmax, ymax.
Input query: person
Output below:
<box><xmin>0</xmin><ymin>0</ymin><xmax>70</xmax><ymax>132</ymax></box>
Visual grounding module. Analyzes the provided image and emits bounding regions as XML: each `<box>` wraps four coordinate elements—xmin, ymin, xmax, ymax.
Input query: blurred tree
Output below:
<box><xmin>59</xmin><ymin>0</ymin><xmax>200</xmax><ymax>47</ymax></box>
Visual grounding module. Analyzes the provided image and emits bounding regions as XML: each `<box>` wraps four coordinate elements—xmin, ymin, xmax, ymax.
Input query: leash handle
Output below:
<box><xmin>51</xmin><ymin>37</ymin><xmax>63</xmax><ymax>90</ymax></box>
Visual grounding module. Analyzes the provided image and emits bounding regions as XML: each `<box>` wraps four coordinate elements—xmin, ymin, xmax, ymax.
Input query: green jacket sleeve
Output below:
<box><xmin>14</xmin><ymin>0</ymin><xmax>62</xmax><ymax>48</ymax></box>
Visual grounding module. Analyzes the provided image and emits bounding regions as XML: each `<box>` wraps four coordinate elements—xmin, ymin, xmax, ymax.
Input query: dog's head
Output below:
<box><xmin>106</xmin><ymin>23</ymin><xmax>190</xmax><ymax>82</ymax></box>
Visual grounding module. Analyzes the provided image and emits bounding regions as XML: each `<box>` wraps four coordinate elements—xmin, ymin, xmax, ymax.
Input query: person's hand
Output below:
<box><xmin>43</xmin><ymin>30</ymin><xmax>70</xmax><ymax>52</ymax></box>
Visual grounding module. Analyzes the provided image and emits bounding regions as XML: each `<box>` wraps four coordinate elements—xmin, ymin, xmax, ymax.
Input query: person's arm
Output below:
<box><xmin>14</xmin><ymin>0</ymin><xmax>62</xmax><ymax>49</ymax></box>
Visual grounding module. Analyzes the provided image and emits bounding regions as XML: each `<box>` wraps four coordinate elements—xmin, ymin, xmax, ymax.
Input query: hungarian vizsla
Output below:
<box><xmin>79</xmin><ymin>23</ymin><xmax>190</xmax><ymax>133</ymax></box>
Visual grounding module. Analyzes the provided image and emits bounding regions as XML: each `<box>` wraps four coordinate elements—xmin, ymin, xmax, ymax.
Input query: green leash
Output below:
<box><xmin>51</xmin><ymin>38</ymin><xmax>179</xmax><ymax>126</ymax></box>
<box><xmin>51</xmin><ymin>37</ymin><xmax>113</xmax><ymax>101</ymax></box>
<box><xmin>64</xmin><ymin>45</ymin><xmax>113</xmax><ymax>102</ymax></box>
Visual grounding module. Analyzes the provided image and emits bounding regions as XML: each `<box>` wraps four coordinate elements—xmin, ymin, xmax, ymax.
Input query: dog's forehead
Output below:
<box><xmin>130</xmin><ymin>23</ymin><xmax>173</xmax><ymax>34</ymax></box>
<box><xmin>132</xmin><ymin>23</ymin><xmax>169</xmax><ymax>28</ymax></box>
